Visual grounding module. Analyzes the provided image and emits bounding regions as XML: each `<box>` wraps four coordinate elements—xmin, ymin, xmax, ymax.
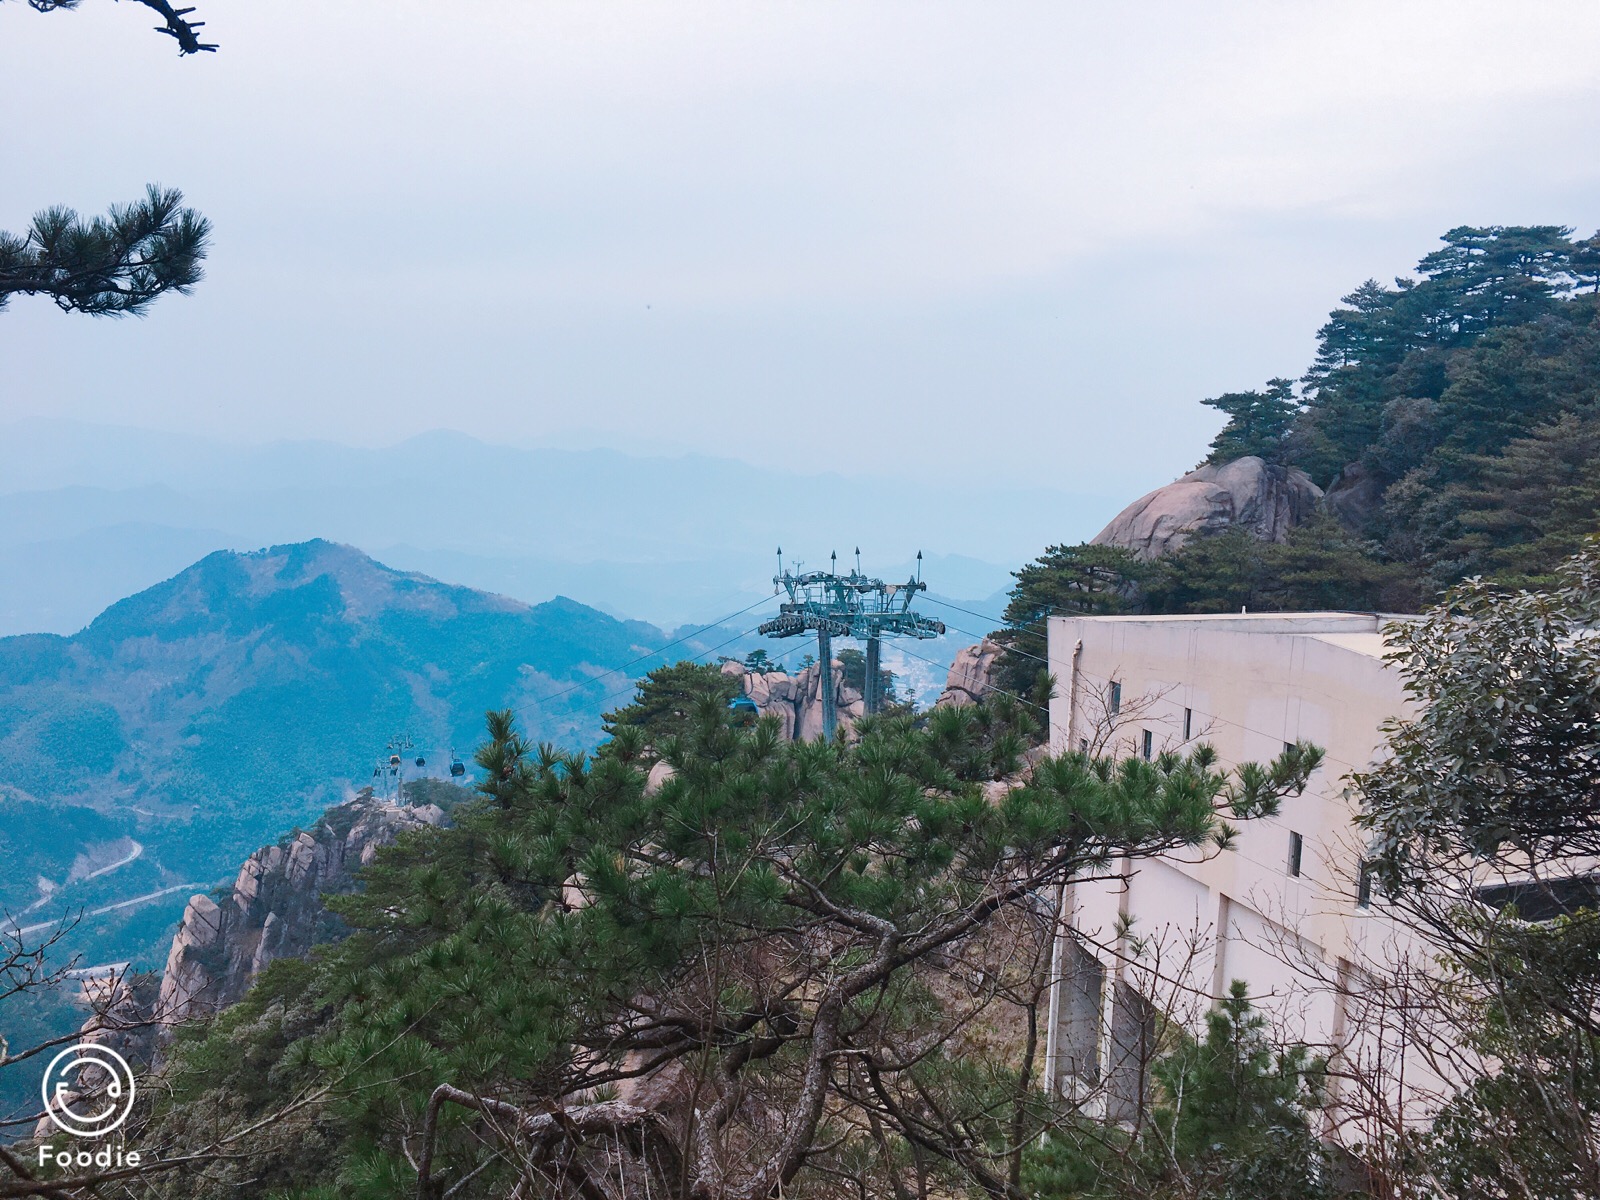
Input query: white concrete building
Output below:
<box><xmin>1040</xmin><ymin>611</ymin><xmax>1429</xmax><ymax>1125</ymax></box>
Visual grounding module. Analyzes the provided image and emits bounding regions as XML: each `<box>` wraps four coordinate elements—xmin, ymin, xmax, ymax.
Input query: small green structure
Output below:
<box><xmin>759</xmin><ymin>549</ymin><xmax>945</xmax><ymax>739</ymax></box>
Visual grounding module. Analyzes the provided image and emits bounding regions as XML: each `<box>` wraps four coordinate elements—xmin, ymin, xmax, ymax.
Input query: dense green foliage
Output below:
<box><xmin>601</xmin><ymin>660</ymin><xmax>740</xmax><ymax>743</ymax></box>
<box><xmin>1201</xmin><ymin>378</ymin><xmax>1301</xmax><ymax>465</ymax></box>
<box><xmin>996</xmin><ymin>225</ymin><xmax>1600</xmax><ymax>682</ymax></box>
<box><xmin>1230</xmin><ymin>225</ymin><xmax>1600</xmax><ymax>594</ymax></box>
<box><xmin>1024</xmin><ymin>983</ymin><xmax>1330</xmax><ymax>1200</ymax></box>
<box><xmin>91</xmin><ymin>690</ymin><xmax>1317</xmax><ymax>1199</ymax></box>
<box><xmin>994</xmin><ymin>543</ymin><xmax>1155</xmax><ymax>697</ymax></box>
<box><xmin>1148</xmin><ymin>518</ymin><xmax>1416</xmax><ymax>615</ymax></box>
<box><xmin>1353</xmin><ymin>543</ymin><xmax>1600</xmax><ymax>1196</ymax></box>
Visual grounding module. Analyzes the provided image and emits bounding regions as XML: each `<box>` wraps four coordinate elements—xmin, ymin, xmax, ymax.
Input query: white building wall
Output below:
<box><xmin>1042</xmin><ymin>612</ymin><xmax>1439</xmax><ymax>1127</ymax></box>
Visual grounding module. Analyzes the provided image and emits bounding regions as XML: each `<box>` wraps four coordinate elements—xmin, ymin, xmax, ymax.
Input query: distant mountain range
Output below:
<box><xmin>0</xmin><ymin>540</ymin><xmax>775</xmax><ymax>976</ymax></box>
<box><xmin>0</xmin><ymin>418</ymin><xmax>1113</xmax><ymax>637</ymax></box>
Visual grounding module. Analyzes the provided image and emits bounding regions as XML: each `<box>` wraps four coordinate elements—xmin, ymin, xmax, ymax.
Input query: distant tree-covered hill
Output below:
<box><xmin>0</xmin><ymin>539</ymin><xmax>731</xmax><ymax>961</ymax></box>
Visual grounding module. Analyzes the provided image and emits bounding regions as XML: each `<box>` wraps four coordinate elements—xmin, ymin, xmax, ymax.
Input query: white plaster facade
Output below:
<box><xmin>1040</xmin><ymin>611</ymin><xmax>1433</xmax><ymax>1126</ymax></box>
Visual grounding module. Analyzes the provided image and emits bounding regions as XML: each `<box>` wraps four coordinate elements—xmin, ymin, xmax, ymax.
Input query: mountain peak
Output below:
<box><xmin>81</xmin><ymin>539</ymin><xmax>530</xmax><ymax>644</ymax></box>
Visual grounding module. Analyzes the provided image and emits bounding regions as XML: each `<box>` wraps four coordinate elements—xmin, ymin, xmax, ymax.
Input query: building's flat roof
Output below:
<box><xmin>1050</xmin><ymin>611</ymin><xmax>1385</xmax><ymax>633</ymax></box>
<box><xmin>1306</xmin><ymin>631</ymin><xmax>1392</xmax><ymax>660</ymax></box>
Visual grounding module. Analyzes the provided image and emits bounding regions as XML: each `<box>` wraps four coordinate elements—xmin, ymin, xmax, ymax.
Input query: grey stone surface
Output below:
<box><xmin>1091</xmin><ymin>456</ymin><xmax>1323</xmax><ymax>559</ymax></box>
<box><xmin>937</xmin><ymin>638</ymin><xmax>1004</xmax><ymax>708</ymax></box>
<box><xmin>157</xmin><ymin>794</ymin><xmax>444</xmax><ymax>1023</ymax></box>
<box><xmin>721</xmin><ymin>659</ymin><xmax>864</xmax><ymax>741</ymax></box>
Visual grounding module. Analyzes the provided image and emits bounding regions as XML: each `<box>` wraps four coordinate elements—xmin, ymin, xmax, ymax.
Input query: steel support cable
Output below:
<box><xmin>529</xmin><ymin>593</ymin><xmax>781</xmax><ymax>710</ymax></box>
<box><xmin>578</xmin><ymin>616</ymin><xmax>785</xmax><ymax>716</ymax></box>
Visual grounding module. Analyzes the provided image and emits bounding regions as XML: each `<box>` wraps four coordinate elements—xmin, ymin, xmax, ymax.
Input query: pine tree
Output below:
<box><xmin>995</xmin><ymin>542</ymin><xmax>1158</xmax><ymax>696</ymax></box>
<box><xmin>1200</xmin><ymin>378</ymin><xmax>1301</xmax><ymax>465</ymax></box>
<box><xmin>132</xmin><ymin>693</ymin><xmax>1320</xmax><ymax>1200</ymax></box>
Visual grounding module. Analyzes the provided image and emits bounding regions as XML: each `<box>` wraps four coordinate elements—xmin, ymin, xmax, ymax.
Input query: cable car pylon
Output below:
<box><xmin>758</xmin><ymin>547</ymin><xmax>944</xmax><ymax>740</ymax></box>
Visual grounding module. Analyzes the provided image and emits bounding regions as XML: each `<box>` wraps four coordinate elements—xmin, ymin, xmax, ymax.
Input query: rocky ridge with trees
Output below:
<box><xmin>990</xmin><ymin>224</ymin><xmax>1600</xmax><ymax>697</ymax></box>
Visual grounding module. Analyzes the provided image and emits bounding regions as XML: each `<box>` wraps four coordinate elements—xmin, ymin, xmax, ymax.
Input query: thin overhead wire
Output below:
<box><xmin>532</xmin><ymin>593</ymin><xmax>780</xmax><ymax>710</ymax></box>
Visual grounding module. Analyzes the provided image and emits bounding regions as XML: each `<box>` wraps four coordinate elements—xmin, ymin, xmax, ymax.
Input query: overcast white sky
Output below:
<box><xmin>4</xmin><ymin>1</ymin><xmax>1600</xmax><ymax>495</ymax></box>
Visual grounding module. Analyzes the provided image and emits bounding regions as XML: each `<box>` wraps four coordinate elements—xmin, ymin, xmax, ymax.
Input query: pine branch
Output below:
<box><xmin>130</xmin><ymin>0</ymin><xmax>215</xmax><ymax>53</ymax></box>
<box><xmin>0</xmin><ymin>184</ymin><xmax>211</xmax><ymax>316</ymax></box>
<box><xmin>18</xmin><ymin>0</ymin><xmax>216</xmax><ymax>53</ymax></box>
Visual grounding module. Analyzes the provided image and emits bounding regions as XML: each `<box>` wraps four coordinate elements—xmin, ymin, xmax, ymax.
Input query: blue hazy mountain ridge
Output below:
<box><xmin>0</xmin><ymin>418</ymin><xmax>1117</xmax><ymax>637</ymax></box>
<box><xmin>0</xmin><ymin>539</ymin><xmax>744</xmax><ymax>935</ymax></box>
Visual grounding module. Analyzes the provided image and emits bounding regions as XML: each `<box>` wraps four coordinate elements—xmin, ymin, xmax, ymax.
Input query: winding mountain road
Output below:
<box><xmin>78</xmin><ymin>839</ymin><xmax>144</xmax><ymax>882</ymax></box>
<box><xmin>6</xmin><ymin>882</ymin><xmax>205</xmax><ymax>941</ymax></box>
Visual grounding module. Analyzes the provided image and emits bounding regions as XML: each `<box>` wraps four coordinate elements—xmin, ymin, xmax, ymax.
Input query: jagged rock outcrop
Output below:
<box><xmin>32</xmin><ymin>972</ymin><xmax>164</xmax><ymax>1140</ymax></box>
<box><xmin>937</xmin><ymin>638</ymin><xmax>1004</xmax><ymax>707</ymax></box>
<box><xmin>720</xmin><ymin>659</ymin><xmax>864</xmax><ymax>741</ymax></box>
<box><xmin>1091</xmin><ymin>455</ymin><xmax>1323</xmax><ymax>560</ymax></box>
<box><xmin>158</xmin><ymin>792</ymin><xmax>445</xmax><ymax>1024</ymax></box>
<box><xmin>1323</xmin><ymin>460</ymin><xmax>1384</xmax><ymax>533</ymax></box>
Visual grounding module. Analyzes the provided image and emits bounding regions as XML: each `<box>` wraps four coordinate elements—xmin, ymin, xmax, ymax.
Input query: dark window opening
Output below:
<box><xmin>1475</xmin><ymin>875</ymin><xmax>1600</xmax><ymax>922</ymax></box>
<box><xmin>1109</xmin><ymin>681</ymin><xmax>1122</xmax><ymax>716</ymax></box>
<box><xmin>1141</xmin><ymin>729</ymin><xmax>1153</xmax><ymax>760</ymax></box>
<box><xmin>1356</xmin><ymin>862</ymin><xmax>1373</xmax><ymax>909</ymax></box>
<box><xmin>1287</xmin><ymin>832</ymin><xmax>1303</xmax><ymax>878</ymax></box>
<box><xmin>1183</xmin><ymin>707</ymin><xmax>1192</xmax><ymax>740</ymax></box>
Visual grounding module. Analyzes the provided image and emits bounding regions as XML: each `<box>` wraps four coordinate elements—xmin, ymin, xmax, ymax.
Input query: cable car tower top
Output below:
<box><xmin>758</xmin><ymin>548</ymin><xmax>945</xmax><ymax>739</ymax></box>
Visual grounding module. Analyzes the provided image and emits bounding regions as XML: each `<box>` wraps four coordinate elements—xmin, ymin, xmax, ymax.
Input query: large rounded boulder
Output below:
<box><xmin>1090</xmin><ymin>456</ymin><xmax>1322</xmax><ymax>560</ymax></box>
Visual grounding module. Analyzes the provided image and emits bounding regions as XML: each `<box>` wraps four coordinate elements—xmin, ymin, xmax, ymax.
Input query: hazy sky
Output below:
<box><xmin>5</xmin><ymin>1</ymin><xmax>1600</xmax><ymax>494</ymax></box>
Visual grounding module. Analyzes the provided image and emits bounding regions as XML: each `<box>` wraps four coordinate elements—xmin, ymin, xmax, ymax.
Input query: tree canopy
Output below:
<box><xmin>1041</xmin><ymin>224</ymin><xmax>1600</xmax><ymax>621</ymax></box>
<box><xmin>1201</xmin><ymin>378</ymin><xmax>1301</xmax><ymax>465</ymax></box>
<box><xmin>1353</xmin><ymin>542</ymin><xmax>1600</xmax><ymax>1196</ymax></box>
<box><xmin>56</xmin><ymin>690</ymin><xmax>1320</xmax><ymax>1199</ymax></box>
<box><xmin>1284</xmin><ymin>226</ymin><xmax>1600</xmax><ymax>523</ymax></box>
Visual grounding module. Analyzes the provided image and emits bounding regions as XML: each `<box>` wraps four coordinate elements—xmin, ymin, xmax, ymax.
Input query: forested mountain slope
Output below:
<box><xmin>0</xmin><ymin>540</ymin><xmax>715</xmax><ymax>946</ymax></box>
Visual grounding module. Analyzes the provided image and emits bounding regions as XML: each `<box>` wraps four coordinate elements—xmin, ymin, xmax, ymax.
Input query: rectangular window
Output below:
<box><xmin>1284</xmin><ymin>740</ymin><xmax>1295</xmax><ymax>754</ymax></box>
<box><xmin>1141</xmin><ymin>730</ymin><xmax>1153</xmax><ymax>760</ymax></box>
<box><xmin>1287</xmin><ymin>832</ymin><xmax>1303</xmax><ymax>877</ymax></box>
<box><xmin>1109</xmin><ymin>681</ymin><xmax>1122</xmax><ymax>716</ymax></box>
<box><xmin>1078</xmin><ymin>737</ymin><xmax>1088</xmax><ymax>754</ymax></box>
<box><xmin>1356</xmin><ymin>862</ymin><xmax>1373</xmax><ymax>909</ymax></box>
<box><xmin>1183</xmin><ymin>707</ymin><xmax>1192</xmax><ymax>741</ymax></box>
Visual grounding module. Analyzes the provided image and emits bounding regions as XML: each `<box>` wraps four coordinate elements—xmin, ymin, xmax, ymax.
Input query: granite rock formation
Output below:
<box><xmin>157</xmin><ymin>792</ymin><xmax>445</xmax><ymax>1024</ymax></box>
<box><xmin>1091</xmin><ymin>456</ymin><xmax>1323</xmax><ymax>560</ymax></box>
<box><xmin>937</xmin><ymin>638</ymin><xmax>1005</xmax><ymax>708</ymax></box>
<box><xmin>721</xmin><ymin>658</ymin><xmax>864</xmax><ymax>741</ymax></box>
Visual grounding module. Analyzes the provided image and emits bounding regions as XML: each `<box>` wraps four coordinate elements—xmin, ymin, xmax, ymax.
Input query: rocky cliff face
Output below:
<box><xmin>937</xmin><ymin>639</ymin><xmax>1004</xmax><ymax>707</ymax></box>
<box><xmin>158</xmin><ymin>792</ymin><xmax>446</xmax><ymax>1023</ymax></box>
<box><xmin>30</xmin><ymin>792</ymin><xmax>447</xmax><ymax>1137</ymax></box>
<box><xmin>723</xmin><ymin>640</ymin><xmax>1001</xmax><ymax>738</ymax></box>
<box><xmin>1091</xmin><ymin>456</ymin><xmax>1323</xmax><ymax>560</ymax></box>
<box><xmin>721</xmin><ymin>659</ymin><xmax>865</xmax><ymax>740</ymax></box>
